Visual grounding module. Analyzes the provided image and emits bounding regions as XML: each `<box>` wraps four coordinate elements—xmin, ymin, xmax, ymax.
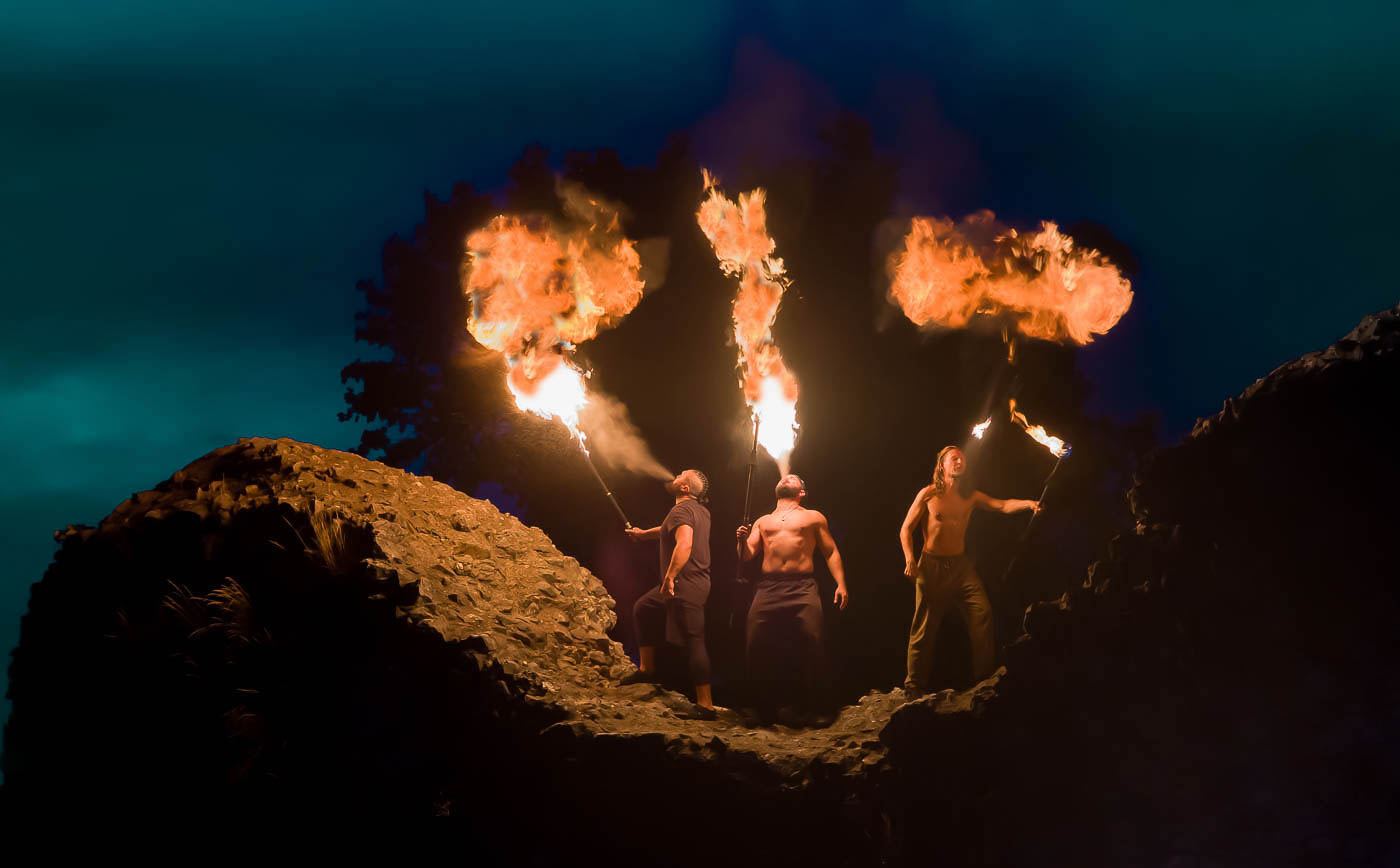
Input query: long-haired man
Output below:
<box><xmin>898</xmin><ymin>446</ymin><xmax>1039</xmax><ymax>694</ymax></box>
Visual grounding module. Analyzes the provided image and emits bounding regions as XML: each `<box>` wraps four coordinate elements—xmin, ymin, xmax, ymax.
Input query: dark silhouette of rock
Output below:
<box><xmin>5</xmin><ymin>306</ymin><xmax>1398</xmax><ymax>866</ymax></box>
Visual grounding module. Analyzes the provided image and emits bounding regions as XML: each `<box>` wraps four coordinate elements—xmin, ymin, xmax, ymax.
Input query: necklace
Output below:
<box><xmin>775</xmin><ymin>505</ymin><xmax>801</xmax><ymax>523</ymax></box>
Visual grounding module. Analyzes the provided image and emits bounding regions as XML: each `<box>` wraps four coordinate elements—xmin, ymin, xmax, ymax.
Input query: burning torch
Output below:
<box><xmin>976</xmin><ymin>400</ymin><xmax>1072</xmax><ymax>586</ymax></box>
<box><xmin>501</xmin><ymin>356</ymin><xmax>635</xmax><ymax>529</ymax></box>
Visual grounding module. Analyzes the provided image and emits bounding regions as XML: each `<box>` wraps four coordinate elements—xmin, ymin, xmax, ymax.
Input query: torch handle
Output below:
<box><xmin>581</xmin><ymin>450</ymin><xmax>632</xmax><ymax>529</ymax></box>
<box><xmin>736</xmin><ymin>417</ymin><xmax>759</xmax><ymax>582</ymax></box>
<box><xmin>730</xmin><ymin>417</ymin><xmax>759</xmax><ymax>635</ymax></box>
<box><xmin>1000</xmin><ymin>455</ymin><xmax>1064</xmax><ymax>586</ymax></box>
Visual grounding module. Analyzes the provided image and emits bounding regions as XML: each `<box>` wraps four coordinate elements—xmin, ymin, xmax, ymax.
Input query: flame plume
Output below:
<box><xmin>463</xmin><ymin>187</ymin><xmax>644</xmax><ymax>440</ymax></box>
<box><xmin>696</xmin><ymin>170</ymin><xmax>800</xmax><ymax>472</ymax></box>
<box><xmin>889</xmin><ymin>210</ymin><xmax>1133</xmax><ymax>344</ymax></box>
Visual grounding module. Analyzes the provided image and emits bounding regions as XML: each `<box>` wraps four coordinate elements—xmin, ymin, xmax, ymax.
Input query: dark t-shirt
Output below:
<box><xmin>659</xmin><ymin>498</ymin><xmax>711</xmax><ymax>602</ymax></box>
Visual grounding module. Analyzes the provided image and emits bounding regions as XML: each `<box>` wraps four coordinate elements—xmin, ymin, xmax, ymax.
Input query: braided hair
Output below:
<box><xmin>689</xmin><ymin>469</ymin><xmax>710</xmax><ymax>504</ymax></box>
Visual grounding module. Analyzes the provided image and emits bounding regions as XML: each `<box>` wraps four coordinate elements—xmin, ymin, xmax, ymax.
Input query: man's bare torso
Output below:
<box><xmin>921</xmin><ymin>486</ymin><xmax>976</xmax><ymax>556</ymax></box>
<box><xmin>754</xmin><ymin>506</ymin><xmax>822</xmax><ymax>574</ymax></box>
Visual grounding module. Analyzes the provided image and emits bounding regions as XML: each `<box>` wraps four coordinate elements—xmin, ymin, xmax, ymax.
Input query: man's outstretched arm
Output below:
<box><xmin>899</xmin><ymin>487</ymin><xmax>931</xmax><ymax>579</ymax></box>
<box><xmin>973</xmin><ymin>492</ymin><xmax>1041</xmax><ymax>514</ymax></box>
<box><xmin>625</xmin><ymin>525</ymin><xmax>663</xmax><ymax>541</ymax></box>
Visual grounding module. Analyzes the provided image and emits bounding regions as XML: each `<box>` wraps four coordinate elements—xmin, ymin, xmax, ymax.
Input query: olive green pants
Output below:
<box><xmin>904</xmin><ymin>552</ymin><xmax>995</xmax><ymax>692</ymax></box>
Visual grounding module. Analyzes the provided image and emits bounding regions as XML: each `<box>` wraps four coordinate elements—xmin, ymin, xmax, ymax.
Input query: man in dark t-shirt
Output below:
<box><xmin>623</xmin><ymin>468</ymin><xmax>714</xmax><ymax>712</ymax></box>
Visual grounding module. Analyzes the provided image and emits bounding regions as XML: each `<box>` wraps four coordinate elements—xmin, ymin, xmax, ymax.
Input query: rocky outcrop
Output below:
<box><xmin>971</xmin><ymin>304</ymin><xmax>1400</xmax><ymax>866</ymax></box>
<box><xmin>3</xmin><ymin>436</ymin><xmax>905</xmax><ymax>858</ymax></box>
<box><xmin>6</xmin><ymin>307</ymin><xmax>1398</xmax><ymax>865</ymax></box>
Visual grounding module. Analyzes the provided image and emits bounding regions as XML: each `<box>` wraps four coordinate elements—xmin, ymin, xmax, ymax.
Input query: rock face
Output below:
<box><xmin>2</xmin><ymin>436</ymin><xmax>904</xmax><ymax>858</ymax></box>
<box><xmin>6</xmin><ymin>306</ymin><xmax>1399</xmax><ymax>865</ymax></box>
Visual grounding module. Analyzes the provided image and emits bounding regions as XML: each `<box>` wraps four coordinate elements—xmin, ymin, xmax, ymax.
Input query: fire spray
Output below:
<box><xmin>696</xmin><ymin>170</ymin><xmax>801</xmax><ymax>474</ymax></box>
<box><xmin>462</xmin><ymin>184</ymin><xmax>672</xmax><ymax>532</ymax></box>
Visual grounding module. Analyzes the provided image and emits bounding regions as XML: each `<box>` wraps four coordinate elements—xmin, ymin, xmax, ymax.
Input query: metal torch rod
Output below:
<box><xmin>580</xmin><ymin>449</ymin><xmax>632</xmax><ymax>529</ymax></box>
<box><xmin>737</xmin><ymin>416</ymin><xmax>759</xmax><ymax>581</ymax></box>
<box><xmin>999</xmin><ymin>453</ymin><xmax>1065</xmax><ymax>586</ymax></box>
<box><xmin>730</xmin><ymin>416</ymin><xmax>760</xmax><ymax>634</ymax></box>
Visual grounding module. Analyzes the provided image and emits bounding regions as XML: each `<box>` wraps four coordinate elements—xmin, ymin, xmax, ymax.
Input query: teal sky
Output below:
<box><xmin>4</xmin><ymin>0</ymin><xmax>1398</xmax><ymax>743</ymax></box>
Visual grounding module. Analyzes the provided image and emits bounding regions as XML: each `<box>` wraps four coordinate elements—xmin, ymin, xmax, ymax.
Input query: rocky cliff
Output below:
<box><xmin>5</xmin><ymin>307</ymin><xmax>1398</xmax><ymax>865</ymax></box>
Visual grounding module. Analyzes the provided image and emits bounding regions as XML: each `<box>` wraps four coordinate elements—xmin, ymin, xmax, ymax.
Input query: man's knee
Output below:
<box><xmin>965</xmin><ymin>596</ymin><xmax>993</xmax><ymax>630</ymax></box>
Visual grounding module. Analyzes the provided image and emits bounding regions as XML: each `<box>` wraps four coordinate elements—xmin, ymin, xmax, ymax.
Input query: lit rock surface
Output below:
<box><xmin>4</xmin><ymin>434</ymin><xmax>915</xmax><ymax>855</ymax></box>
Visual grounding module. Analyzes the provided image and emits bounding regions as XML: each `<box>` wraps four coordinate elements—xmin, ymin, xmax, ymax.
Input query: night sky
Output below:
<box><xmin>4</xmin><ymin>1</ymin><xmax>1397</xmax><ymax>741</ymax></box>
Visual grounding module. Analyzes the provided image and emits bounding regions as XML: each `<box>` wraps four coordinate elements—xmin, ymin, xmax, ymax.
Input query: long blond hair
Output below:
<box><xmin>929</xmin><ymin>445</ymin><xmax>968</xmax><ymax>497</ymax></box>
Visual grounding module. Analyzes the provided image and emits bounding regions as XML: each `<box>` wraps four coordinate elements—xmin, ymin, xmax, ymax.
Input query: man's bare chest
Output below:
<box><xmin>927</xmin><ymin>495</ymin><xmax>972</xmax><ymax>525</ymax></box>
<box><xmin>762</xmin><ymin>515</ymin><xmax>816</xmax><ymax>543</ymax></box>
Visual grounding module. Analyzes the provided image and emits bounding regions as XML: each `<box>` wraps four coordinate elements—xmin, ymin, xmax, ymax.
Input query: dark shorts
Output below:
<box><xmin>633</xmin><ymin>585</ymin><xmax>711</xmax><ymax>685</ymax></box>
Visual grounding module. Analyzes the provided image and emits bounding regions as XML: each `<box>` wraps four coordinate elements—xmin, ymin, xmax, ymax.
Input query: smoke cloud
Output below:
<box><xmin>578</xmin><ymin>391</ymin><xmax>673</xmax><ymax>481</ymax></box>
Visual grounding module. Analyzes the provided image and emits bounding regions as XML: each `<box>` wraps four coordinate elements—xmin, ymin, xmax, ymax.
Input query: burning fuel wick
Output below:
<box><xmin>580</xmin><ymin>449</ymin><xmax>632</xmax><ymax>529</ymax></box>
<box><xmin>1008</xmin><ymin>399</ymin><xmax>1071</xmax><ymax>458</ymax></box>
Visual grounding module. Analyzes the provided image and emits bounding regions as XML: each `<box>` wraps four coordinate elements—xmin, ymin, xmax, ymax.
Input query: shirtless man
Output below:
<box><xmin>898</xmin><ymin>446</ymin><xmax>1039</xmax><ymax>694</ymax></box>
<box><xmin>737</xmin><ymin>474</ymin><xmax>849</xmax><ymax>715</ymax></box>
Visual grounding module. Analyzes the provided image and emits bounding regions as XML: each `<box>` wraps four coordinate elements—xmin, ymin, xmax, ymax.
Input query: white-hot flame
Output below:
<box><xmin>971</xmin><ymin>417</ymin><xmax>992</xmax><ymax>440</ymax></box>
<box><xmin>506</xmin><ymin>357</ymin><xmax>589</xmax><ymax>445</ymax></box>
<box><xmin>753</xmin><ymin>375</ymin><xmax>799</xmax><ymax>466</ymax></box>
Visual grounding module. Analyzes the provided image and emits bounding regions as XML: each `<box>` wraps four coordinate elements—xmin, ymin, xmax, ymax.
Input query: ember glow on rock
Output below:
<box><xmin>463</xmin><ymin>186</ymin><xmax>645</xmax><ymax>436</ymax></box>
<box><xmin>888</xmin><ymin>211</ymin><xmax>1133</xmax><ymax>344</ymax></box>
<box><xmin>696</xmin><ymin>170</ymin><xmax>800</xmax><ymax>472</ymax></box>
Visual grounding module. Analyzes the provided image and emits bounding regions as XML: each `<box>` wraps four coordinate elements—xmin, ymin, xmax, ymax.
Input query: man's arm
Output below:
<box><xmin>972</xmin><ymin>491</ymin><xmax>1041</xmax><ymax>514</ymax></box>
<box><xmin>661</xmin><ymin>524</ymin><xmax>693</xmax><ymax>597</ymax></box>
<box><xmin>813</xmin><ymin>512</ymin><xmax>849</xmax><ymax>610</ymax></box>
<box><xmin>625</xmin><ymin>525</ymin><xmax>663</xmax><ymax>541</ymax></box>
<box><xmin>899</xmin><ymin>486</ymin><xmax>931</xmax><ymax>578</ymax></box>
<box><xmin>736</xmin><ymin>517</ymin><xmax>763</xmax><ymax>561</ymax></box>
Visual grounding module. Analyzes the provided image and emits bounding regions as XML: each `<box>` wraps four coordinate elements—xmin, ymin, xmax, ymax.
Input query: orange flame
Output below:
<box><xmin>889</xmin><ymin>210</ymin><xmax>1133</xmax><ymax>344</ymax></box>
<box><xmin>696</xmin><ymin>171</ymin><xmax>800</xmax><ymax>470</ymax></box>
<box><xmin>463</xmin><ymin>186</ymin><xmax>644</xmax><ymax>438</ymax></box>
<box><xmin>1009</xmin><ymin>399</ymin><xmax>1070</xmax><ymax>458</ymax></box>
